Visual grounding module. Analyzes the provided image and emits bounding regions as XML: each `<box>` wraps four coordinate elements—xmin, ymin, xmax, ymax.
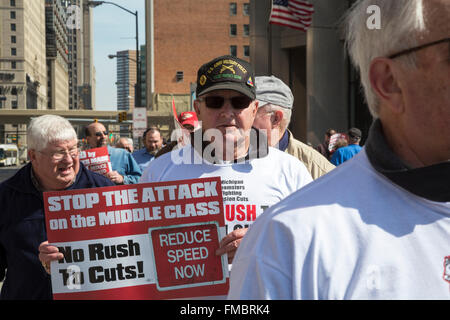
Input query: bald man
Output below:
<box><xmin>85</xmin><ymin>122</ymin><xmax>141</xmax><ymax>184</ymax></box>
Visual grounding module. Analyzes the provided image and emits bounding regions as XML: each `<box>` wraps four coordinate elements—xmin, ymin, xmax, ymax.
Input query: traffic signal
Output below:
<box><xmin>118</xmin><ymin>111</ymin><xmax>127</xmax><ymax>123</ymax></box>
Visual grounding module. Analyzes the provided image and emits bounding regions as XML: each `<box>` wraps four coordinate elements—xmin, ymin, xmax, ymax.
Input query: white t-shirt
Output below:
<box><xmin>228</xmin><ymin>150</ymin><xmax>450</xmax><ymax>299</ymax></box>
<box><xmin>140</xmin><ymin>144</ymin><xmax>313</xmax><ymax>234</ymax></box>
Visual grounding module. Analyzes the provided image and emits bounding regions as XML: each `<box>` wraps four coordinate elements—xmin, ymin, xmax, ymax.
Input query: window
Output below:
<box><xmin>12</xmin><ymin>100</ymin><xmax>18</xmax><ymax>109</ymax></box>
<box><xmin>11</xmin><ymin>48</ymin><xmax>16</xmax><ymax>56</ymax></box>
<box><xmin>230</xmin><ymin>45</ymin><xmax>237</xmax><ymax>57</ymax></box>
<box><xmin>243</xmin><ymin>24</ymin><xmax>250</xmax><ymax>37</ymax></box>
<box><xmin>230</xmin><ymin>3</ymin><xmax>237</xmax><ymax>15</ymax></box>
<box><xmin>176</xmin><ymin>71</ymin><xmax>184</xmax><ymax>82</ymax></box>
<box><xmin>11</xmin><ymin>35</ymin><xmax>16</xmax><ymax>43</ymax></box>
<box><xmin>230</xmin><ymin>24</ymin><xmax>237</xmax><ymax>36</ymax></box>
<box><xmin>11</xmin><ymin>61</ymin><xmax>16</xmax><ymax>69</ymax></box>
<box><xmin>244</xmin><ymin>45</ymin><xmax>250</xmax><ymax>57</ymax></box>
<box><xmin>10</xmin><ymin>0</ymin><xmax>15</xmax><ymax>7</ymax></box>
<box><xmin>10</xmin><ymin>11</ymin><xmax>16</xmax><ymax>19</ymax></box>
<box><xmin>10</xmin><ymin>23</ymin><xmax>16</xmax><ymax>31</ymax></box>
<box><xmin>243</xmin><ymin>3</ymin><xmax>250</xmax><ymax>16</ymax></box>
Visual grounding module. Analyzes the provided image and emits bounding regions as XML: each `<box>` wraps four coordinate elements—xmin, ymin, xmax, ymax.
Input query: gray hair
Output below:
<box><xmin>260</xmin><ymin>103</ymin><xmax>292</xmax><ymax>132</ymax></box>
<box><xmin>116</xmin><ymin>137</ymin><xmax>133</xmax><ymax>146</ymax></box>
<box><xmin>27</xmin><ymin>115</ymin><xmax>77</xmax><ymax>151</ymax></box>
<box><xmin>343</xmin><ymin>0</ymin><xmax>428</xmax><ymax>118</ymax></box>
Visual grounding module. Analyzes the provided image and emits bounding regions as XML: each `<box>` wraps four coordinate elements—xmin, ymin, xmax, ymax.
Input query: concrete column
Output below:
<box><xmin>250</xmin><ymin>0</ymin><xmax>271</xmax><ymax>76</ymax></box>
<box><xmin>306</xmin><ymin>0</ymin><xmax>350</xmax><ymax>146</ymax></box>
<box><xmin>145</xmin><ymin>0</ymin><xmax>154</xmax><ymax>110</ymax></box>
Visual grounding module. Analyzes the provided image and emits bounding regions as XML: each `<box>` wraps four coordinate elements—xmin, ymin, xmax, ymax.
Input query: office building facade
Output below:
<box><xmin>45</xmin><ymin>0</ymin><xmax>69</xmax><ymax>110</ymax></box>
<box><xmin>0</xmin><ymin>0</ymin><xmax>48</xmax><ymax>111</ymax></box>
<box><xmin>115</xmin><ymin>50</ymin><xmax>137</xmax><ymax>111</ymax></box>
<box><xmin>65</xmin><ymin>0</ymin><xmax>95</xmax><ymax>110</ymax></box>
<box><xmin>0</xmin><ymin>0</ymin><xmax>48</xmax><ymax>144</ymax></box>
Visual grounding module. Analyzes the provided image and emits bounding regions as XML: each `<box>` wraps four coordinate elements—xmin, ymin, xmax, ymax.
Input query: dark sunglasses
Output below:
<box><xmin>95</xmin><ymin>131</ymin><xmax>108</xmax><ymax>137</ymax></box>
<box><xmin>199</xmin><ymin>95</ymin><xmax>253</xmax><ymax>110</ymax></box>
<box><xmin>388</xmin><ymin>37</ymin><xmax>450</xmax><ymax>59</ymax></box>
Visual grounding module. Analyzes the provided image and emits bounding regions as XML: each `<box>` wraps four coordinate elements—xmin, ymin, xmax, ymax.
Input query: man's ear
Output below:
<box><xmin>271</xmin><ymin>110</ymin><xmax>284</xmax><ymax>128</ymax></box>
<box><xmin>251</xmin><ymin>100</ymin><xmax>259</xmax><ymax>118</ymax></box>
<box><xmin>193</xmin><ymin>99</ymin><xmax>201</xmax><ymax>116</ymax></box>
<box><xmin>28</xmin><ymin>149</ymin><xmax>37</xmax><ymax>162</ymax></box>
<box><xmin>369</xmin><ymin>58</ymin><xmax>404</xmax><ymax>114</ymax></box>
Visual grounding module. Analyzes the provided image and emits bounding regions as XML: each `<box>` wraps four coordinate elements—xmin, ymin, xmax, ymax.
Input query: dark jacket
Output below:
<box><xmin>0</xmin><ymin>162</ymin><xmax>114</xmax><ymax>300</ymax></box>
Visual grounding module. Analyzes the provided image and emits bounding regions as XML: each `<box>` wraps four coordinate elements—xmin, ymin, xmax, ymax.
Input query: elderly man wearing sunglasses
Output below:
<box><xmin>140</xmin><ymin>55</ymin><xmax>313</xmax><ymax>272</ymax></box>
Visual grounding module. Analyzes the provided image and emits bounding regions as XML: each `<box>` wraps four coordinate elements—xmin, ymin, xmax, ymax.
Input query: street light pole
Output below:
<box><xmin>87</xmin><ymin>1</ymin><xmax>141</xmax><ymax>108</ymax></box>
<box><xmin>135</xmin><ymin>10</ymin><xmax>140</xmax><ymax>108</ymax></box>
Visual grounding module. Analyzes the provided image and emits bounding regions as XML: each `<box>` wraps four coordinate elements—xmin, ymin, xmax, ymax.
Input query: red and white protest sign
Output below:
<box><xmin>149</xmin><ymin>222</ymin><xmax>225</xmax><ymax>291</ymax></box>
<box><xmin>79</xmin><ymin>146</ymin><xmax>112</xmax><ymax>175</ymax></box>
<box><xmin>328</xmin><ymin>133</ymin><xmax>348</xmax><ymax>153</ymax></box>
<box><xmin>43</xmin><ymin>177</ymin><xmax>228</xmax><ymax>300</ymax></box>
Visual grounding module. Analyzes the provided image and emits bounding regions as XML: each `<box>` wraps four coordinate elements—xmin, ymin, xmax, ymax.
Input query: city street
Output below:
<box><xmin>0</xmin><ymin>165</ymin><xmax>22</xmax><ymax>183</ymax></box>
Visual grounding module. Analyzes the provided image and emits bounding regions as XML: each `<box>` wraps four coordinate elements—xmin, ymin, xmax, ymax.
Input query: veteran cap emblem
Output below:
<box><xmin>196</xmin><ymin>55</ymin><xmax>256</xmax><ymax>99</ymax></box>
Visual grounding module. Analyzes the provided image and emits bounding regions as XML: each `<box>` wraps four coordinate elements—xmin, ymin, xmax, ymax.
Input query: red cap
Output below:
<box><xmin>178</xmin><ymin>111</ymin><xmax>199</xmax><ymax>129</ymax></box>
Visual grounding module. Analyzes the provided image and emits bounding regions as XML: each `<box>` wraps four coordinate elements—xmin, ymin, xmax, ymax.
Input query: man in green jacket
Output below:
<box><xmin>252</xmin><ymin>76</ymin><xmax>335</xmax><ymax>179</ymax></box>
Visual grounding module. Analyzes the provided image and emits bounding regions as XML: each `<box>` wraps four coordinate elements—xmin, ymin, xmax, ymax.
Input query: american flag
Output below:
<box><xmin>269</xmin><ymin>0</ymin><xmax>314</xmax><ymax>32</ymax></box>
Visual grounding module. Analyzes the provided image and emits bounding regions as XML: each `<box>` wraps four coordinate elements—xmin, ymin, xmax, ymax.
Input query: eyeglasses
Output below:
<box><xmin>94</xmin><ymin>131</ymin><xmax>108</xmax><ymax>137</ymax></box>
<box><xmin>198</xmin><ymin>95</ymin><xmax>253</xmax><ymax>110</ymax></box>
<box><xmin>388</xmin><ymin>37</ymin><xmax>450</xmax><ymax>59</ymax></box>
<box><xmin>39</xmin><ymin>147</ymin><xmax>79</xmax><ymax>161</ymax></box>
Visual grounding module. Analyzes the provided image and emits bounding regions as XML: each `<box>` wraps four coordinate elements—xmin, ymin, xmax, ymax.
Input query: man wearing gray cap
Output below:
<box><xmin>253</xmin><ymin>75</ymin><xmax>335</xmax><ymax>179</ymax></box>
<box><xmin>228</xmin><ymin>0</ymin><xmax>449</xmax><ymax>300</ymax></box>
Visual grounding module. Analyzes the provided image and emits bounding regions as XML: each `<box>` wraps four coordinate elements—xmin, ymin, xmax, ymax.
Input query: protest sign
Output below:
<box><xmin>133</xmin><ymin>107</ymin><xmax>147</xmax><ymax>139</ymax></box>
<box><xmin>79</xmin><ymin>146</ymin><xmax>112</xmax><ymax>175</ymax></box>
<box><xmin>44</xmin><ymin>177</ymin><xmax>228</xmax><ymax>300</ymax></box>
<box><xmin>149</xmin><ymin>222</ymin><xmax>224</xmax><ymax>291</ymax></box>
<box><xmin>328</xmin><ymin>133</ymin><xmax>348</xmax><ymax>152</ymax></box>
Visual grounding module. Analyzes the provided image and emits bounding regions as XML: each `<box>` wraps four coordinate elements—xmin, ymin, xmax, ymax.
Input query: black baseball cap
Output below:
<box><xmin>196</xmin><ymin>55</ymin><xmax>256</xmax><ymax>99</ymax></box>
<box><xmin>348</xmin><ymin>128</ymin><xmax>362</xmax><ymax>139</ymax></box>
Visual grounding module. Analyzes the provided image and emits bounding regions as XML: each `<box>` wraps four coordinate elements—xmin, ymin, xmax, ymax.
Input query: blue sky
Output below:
<box><xmin>91</xmin><ymin>0</ymin><xmax>146</xmax><ymax>111</ymax></box>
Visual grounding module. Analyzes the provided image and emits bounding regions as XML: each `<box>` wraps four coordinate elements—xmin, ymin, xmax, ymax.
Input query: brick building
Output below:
<box><xmin>146</xmin><ymin>0</ymin><xmax>251</xmax><ymax>107</ymax></box>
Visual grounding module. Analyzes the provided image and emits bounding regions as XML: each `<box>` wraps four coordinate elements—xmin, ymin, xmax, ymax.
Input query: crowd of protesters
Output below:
<box><xmin>0</xmin><ymin>0</ymin><xmax>448</xmax><ymax>300</ymax></box>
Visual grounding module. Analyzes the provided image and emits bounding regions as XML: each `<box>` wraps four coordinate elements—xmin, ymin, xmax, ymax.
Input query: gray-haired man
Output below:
<box><xmin>0</xmin><ymin>115</ymin><xmax>114</xmax><ymax>299</ymax></box>
<box><xmin>253</xmin><ymin>75</ymin><xmax>335</xmax><ymax>179</ymax></box>
<box><xmin>228</xmin><ymin>0</ymin><xmax>449</xmax><ymax>300</ymax></box>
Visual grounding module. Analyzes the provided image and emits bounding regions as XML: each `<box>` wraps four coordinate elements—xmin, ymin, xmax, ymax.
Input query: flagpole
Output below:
<box><xmin>268</xmin><ymin>0</ymin><xmax>273</xmax><ymax>74</ymax></box>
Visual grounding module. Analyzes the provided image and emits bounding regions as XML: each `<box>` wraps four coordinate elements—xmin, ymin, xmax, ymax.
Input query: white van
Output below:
<box><xmin>0</xmin><ymin>144</ymin><xmax>19</xmax><ymax>166</ymax></box>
